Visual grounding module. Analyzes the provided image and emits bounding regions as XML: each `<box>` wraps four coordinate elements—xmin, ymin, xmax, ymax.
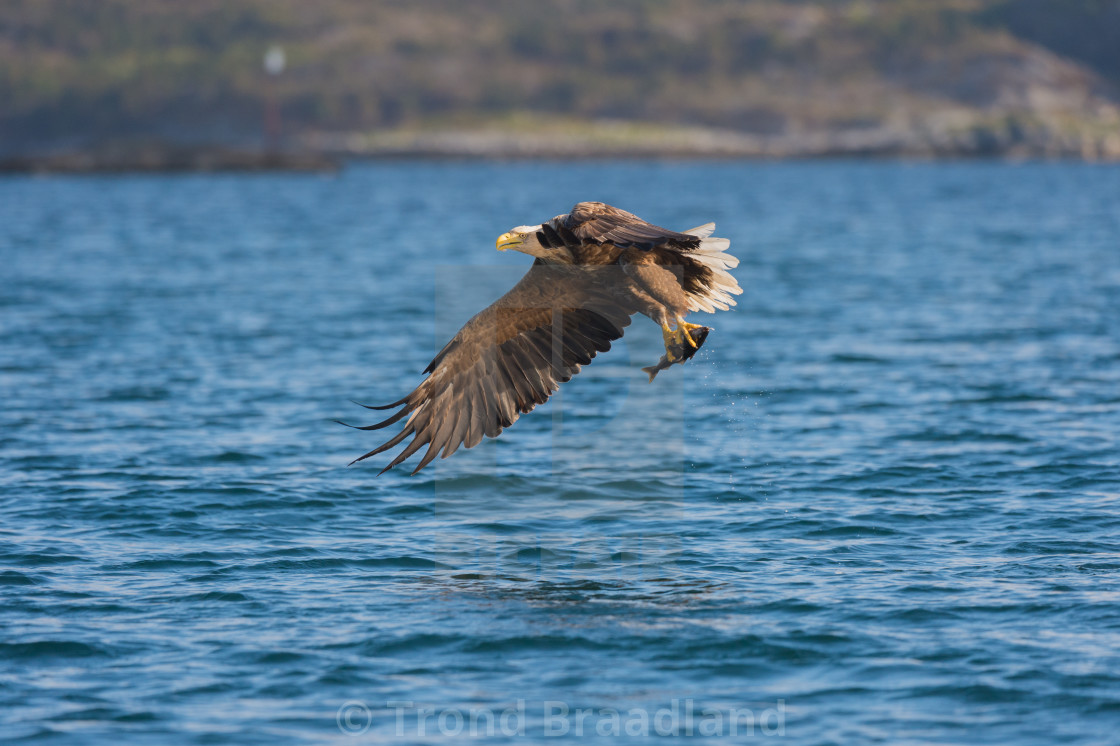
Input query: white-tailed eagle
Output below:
<box><xmin>345</xmin><ymin>201</ymin><xmax>740</xmax><ymax>474</ymax></box>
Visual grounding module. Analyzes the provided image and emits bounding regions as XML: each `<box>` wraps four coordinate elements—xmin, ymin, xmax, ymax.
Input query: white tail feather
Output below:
<box><xmin>685</xmin><ymin>222</ymin><xmax>716</xmax><ymax>238</ymax></box>
<box><xmin>682</xmin><ymin>229</ymin><xmax>742</xmax><ymax>313</ymax></box>
<box><xmin>697</xmin><ymin>237</ymin><xmax>731</xmax><ymax>252</ymax></box>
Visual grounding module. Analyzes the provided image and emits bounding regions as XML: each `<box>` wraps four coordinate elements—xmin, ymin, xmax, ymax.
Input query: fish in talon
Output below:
<box><xmin>642</xmin><ymin>326</ymin><xmax>711</xmax><ymax>382</ymax></box>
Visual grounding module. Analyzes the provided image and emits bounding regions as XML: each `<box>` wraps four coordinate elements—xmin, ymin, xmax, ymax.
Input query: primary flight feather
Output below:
<box><xmin>345</xmin><ymin>201</ymin><xmax>741</xmax><ymax>475</ymax></box>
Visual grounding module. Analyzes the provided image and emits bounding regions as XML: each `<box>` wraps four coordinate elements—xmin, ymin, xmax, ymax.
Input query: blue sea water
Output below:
<box><xmin>1</xmin><ymin>161</ymin><xmax>1119</xmax><ymax>744</ymax></box>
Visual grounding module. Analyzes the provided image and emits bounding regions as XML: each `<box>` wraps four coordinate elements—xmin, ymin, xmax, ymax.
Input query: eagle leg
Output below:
<box><xmin>661</xmin><ymin>323</ymin><xmax>675</xmax><ymax>358</ymax></box>
<box><xmin>661</xmin><ymin>323</ymin><xmax>687</xmax><ymax>362</ymax></box>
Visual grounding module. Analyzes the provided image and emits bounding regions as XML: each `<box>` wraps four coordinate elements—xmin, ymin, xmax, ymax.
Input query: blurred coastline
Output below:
<box><xmin>303</xmin><ymin>113</ymin><xmax>1120</xmax><ymax>161</ymax></box>
<box><xmin>3</xmin><ymin>0</ymin><xmax>1120</xmax><ymax>170</ymax></box>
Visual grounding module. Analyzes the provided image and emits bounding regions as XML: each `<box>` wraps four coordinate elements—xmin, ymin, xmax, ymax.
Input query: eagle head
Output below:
<box><xmin>496</xmin><ymin>225</ymin><xmax>573</xmax><ymax>263</ymax></box>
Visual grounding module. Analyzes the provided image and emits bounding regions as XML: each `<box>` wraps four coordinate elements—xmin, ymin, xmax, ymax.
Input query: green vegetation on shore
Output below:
<box><xmin>3</xmin><ymin>0</ymin><xmax>1119</xmax><ymax>159</ymax></box>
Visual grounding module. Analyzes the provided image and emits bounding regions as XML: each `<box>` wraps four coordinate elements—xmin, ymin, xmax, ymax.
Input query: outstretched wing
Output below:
<box><xmin>346</xmin><ymin>263</ymin><xmax>634</xmax><ymax>475</ymax></box>
<box><xmin>562</xmin><ymin>201</ymin><xmax>701</xmax><ymax>251</ymax></box>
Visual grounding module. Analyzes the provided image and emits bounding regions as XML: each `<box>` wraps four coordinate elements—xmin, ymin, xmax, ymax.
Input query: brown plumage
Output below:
<box><xmin>345</xmin><ymin>201</ymin><xmax>741</xmax><ymax>474</ymax></box>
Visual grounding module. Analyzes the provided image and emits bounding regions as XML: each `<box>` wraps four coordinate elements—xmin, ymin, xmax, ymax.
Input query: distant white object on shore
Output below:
<box><xmin>264</xmin><ymin>46</ymin><xmax>286</xmax><ymax>76</ymax></box>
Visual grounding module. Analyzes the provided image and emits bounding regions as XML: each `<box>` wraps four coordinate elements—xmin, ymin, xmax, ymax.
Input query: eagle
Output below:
<box><xmin>345</xmin><ymin>201</ymin><xmax>741</xmax><ymax>474</ymax></box>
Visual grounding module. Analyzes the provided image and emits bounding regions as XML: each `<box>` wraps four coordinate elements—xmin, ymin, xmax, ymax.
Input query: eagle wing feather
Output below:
<box><xmin>348</xmin><ymin>262</ymin><xmax>633</xmax><ymax>474</ymax></box>
<box><xmin>563</xmin><ymin>202</ymin><xmax>700</xmax><ymax>251</ymax></box>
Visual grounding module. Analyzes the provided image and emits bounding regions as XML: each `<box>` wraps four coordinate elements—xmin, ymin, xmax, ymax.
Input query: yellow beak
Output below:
<box><xmin>496</xmin><ymin>232</ymin><xmax>523</xmax><ymax>251</ymax></box>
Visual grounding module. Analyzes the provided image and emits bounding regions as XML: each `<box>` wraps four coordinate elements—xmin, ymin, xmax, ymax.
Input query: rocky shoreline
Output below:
<box><xmin>307</xmin><ymin>118</ymin><xmax>1120</xmax><ymax>162</ymax></box>
<box><xmin>4</xmin><ymin>119</ymin><xmax>1118</xmax><ymax>174</ymax></box>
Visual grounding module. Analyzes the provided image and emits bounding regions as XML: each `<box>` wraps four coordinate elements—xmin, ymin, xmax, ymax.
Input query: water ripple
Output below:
<box><xmin>2</xmin><ymin>162</ymin><xmax>1119</xmax><ymax>744</ymax></box>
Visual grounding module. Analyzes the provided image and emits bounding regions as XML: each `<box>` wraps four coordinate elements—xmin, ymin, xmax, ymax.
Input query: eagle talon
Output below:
<box><xmin>661</xmin><ymin>324</ymin><xmax>683</xmax><ymax>361</ymax></box>
<box><xmin>662</xmin><ymin>323</ymin><xmax>697</xmax><ymax>361</ymax></box>
<box><xmin>675</xmin><ymin>318</ymin><xmax>703</xmax><ymax>348</ymax></box>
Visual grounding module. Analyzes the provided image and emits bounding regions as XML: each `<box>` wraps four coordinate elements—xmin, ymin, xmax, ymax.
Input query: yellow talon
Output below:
<box><xmin>676</xmin><ymin>317</ymin><xmax>702</xmax><ymax>348</ymax></box>
<box><xmin>661</xmin><ymin>323</ymin><xmax>681</xmax><ymax>362</ymax></box>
